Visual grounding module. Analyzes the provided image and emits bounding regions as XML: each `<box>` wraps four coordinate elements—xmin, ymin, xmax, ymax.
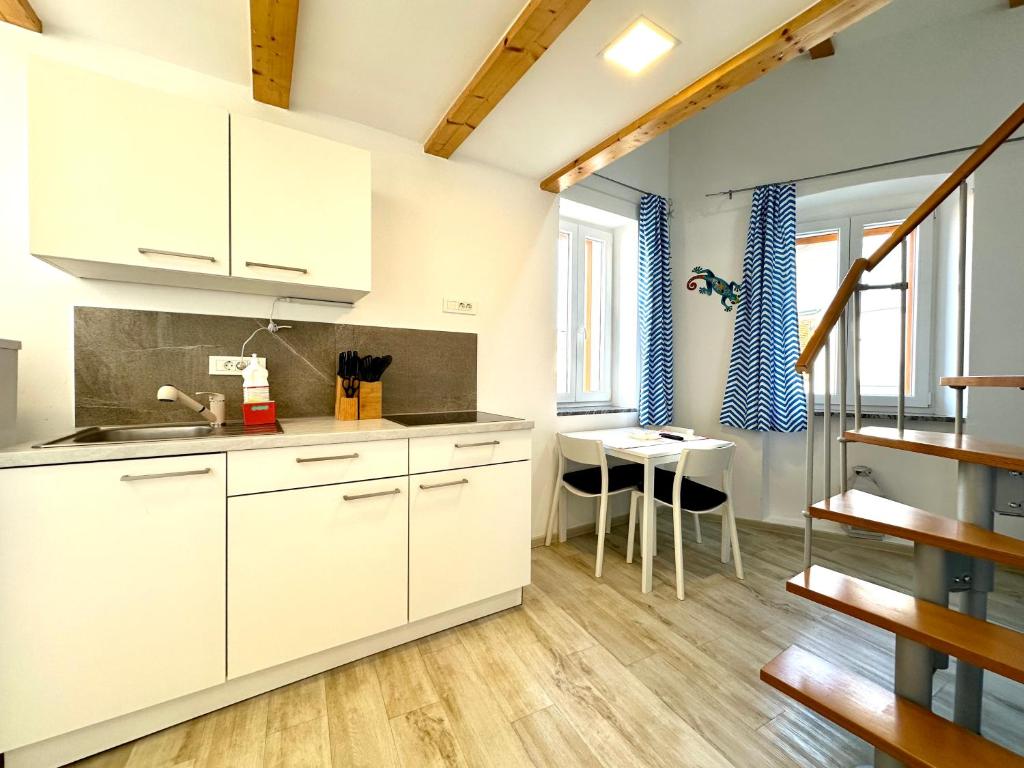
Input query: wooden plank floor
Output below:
<box><xmin>70</xmin><ymin>518</ymin><xmax>1024</xmax><ymax>767</ymax></box>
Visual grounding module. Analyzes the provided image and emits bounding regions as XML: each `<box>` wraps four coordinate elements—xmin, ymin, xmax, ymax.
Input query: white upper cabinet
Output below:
<box><xmin>230</xmin><ymin>115</ymin><xmax>372</xmax><ymax>292</ymax></box>
<box><xmin>27</xmin><ymin>62</ymin><xmax>372</xmax><ymax>303</ymax></box>
<box><xmin>28</xmin><ymin>60</ymin><xmax>229</xmax><ymax>275</ymax></box>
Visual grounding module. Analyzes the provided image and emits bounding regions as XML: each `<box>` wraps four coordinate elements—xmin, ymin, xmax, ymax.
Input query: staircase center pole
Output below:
<box><xmin>876</xmin><ymin>542</ymin><xmax>948</xmax><ymax>768</ymax></box>
<box><xmin>953</xmin><ymin>460</ymin><xmax>996</xmax><ymax>732</ymax></box>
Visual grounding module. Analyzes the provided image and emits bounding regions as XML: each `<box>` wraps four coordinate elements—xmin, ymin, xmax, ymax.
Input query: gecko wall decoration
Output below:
<box><xmin>687</xmin><ymin>266</ymin><xmax>742</xmax><ymax>312</ymax></box>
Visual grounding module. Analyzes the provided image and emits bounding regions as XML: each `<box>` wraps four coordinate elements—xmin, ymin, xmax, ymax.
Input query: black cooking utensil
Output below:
<box><xmin>338</xmin><ymin>351</ymin><xmax>363</xmax><ymax>397</ymax></box>
<box><xmin>374</xmin><ymin>355</ymin><xmax>392</xmax><ymax>381</ymax></box>
<box><xmin>340</xmin><ymin>350</ymin><xmax>359</xmax><ymax>379</ymax></box>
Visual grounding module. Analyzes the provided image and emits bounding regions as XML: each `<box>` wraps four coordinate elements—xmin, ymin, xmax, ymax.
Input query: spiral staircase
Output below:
<box><xmin>759</xmin><ymin>103</ymin><xmax>1024</xmax><ymax>767</ymax></box>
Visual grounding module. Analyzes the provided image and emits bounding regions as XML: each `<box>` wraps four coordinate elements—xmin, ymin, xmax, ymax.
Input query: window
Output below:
<box><xmin>557</xmin><ymin>219</ymin><xmax>614</xmax><ymax>403</ymax></box>
<box><xmin>796</xmin><ymin>208</ymin><xmax>933</xmax><ymax>410</ymax></box>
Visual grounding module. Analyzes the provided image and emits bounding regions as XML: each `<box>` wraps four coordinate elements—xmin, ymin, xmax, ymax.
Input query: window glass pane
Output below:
<box><xmin>796</xmin><ymin>229</ymin><xmax>840</xmax><ymax>394</ymax></box>
<box><xmin>582</xmin><ymin>236</ymin><xmax>608</xmax><ymax>394</ymax></box>
<box><xmin>858</xmin><ymin>223</ymin><xmax>917</xmax><ymax>396</ymax></box>
<box><xmin>556</xmin><ymin>230</ymin><xmax>572</xmax><ymax>396</ymax></box>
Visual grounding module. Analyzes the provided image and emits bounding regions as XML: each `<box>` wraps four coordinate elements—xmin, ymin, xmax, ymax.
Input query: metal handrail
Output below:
<box><xmin>796</xmin><ymin>101</ymin><xmax>1024</xmax><ymax>374</ymax></box>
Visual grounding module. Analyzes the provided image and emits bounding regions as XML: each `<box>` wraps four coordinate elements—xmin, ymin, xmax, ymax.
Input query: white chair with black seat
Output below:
<box><xmin>626</xmin><ymin>441</ymin><xmax>742</xmax><ymax>599</ymax></box>
<box><xmin>545</xmin><ymin>433</ymin><xmax>643</xmax><ymax>577</ymax></box>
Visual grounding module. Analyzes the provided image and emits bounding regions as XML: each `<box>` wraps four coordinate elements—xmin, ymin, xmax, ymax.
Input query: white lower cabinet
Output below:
<box><xmin>226</xmin><ymin>439</ymin><xmax>407</xmax><ymax>496</ymax></box>
<box><xmin>227</xmin><ymin>476</ymin><xmax>409</xmax><ymax>678</ymax></box>
<box><xmin>409</xmin><ymin>461</ymin><xmax>531</xmax><ymax>622</ymax></box>
<box><xmin>0</xmin><ymin>429</ymin><xmax>533</xmax><ymax>759</ymax></box>
<box><xmin>0</xmin><ymin>455</ymin><xmax>226</xmax><ymax>753</ymax></box>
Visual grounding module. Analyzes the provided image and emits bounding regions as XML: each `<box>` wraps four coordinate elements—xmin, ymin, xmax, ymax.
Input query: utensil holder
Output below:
<box><xmin>336</xmin><ymin>396</ymin><xmax>358</xmax><ymax>421</ymax></box>
<box><xmin>334</xmin><ymin>376</ymin><xmax>359</xmax><ymax>421</ymax></box>
<box><xmin>359</xmin><ymin>381</ymin><xmax>382</xmax><ymax>420</ymax></box>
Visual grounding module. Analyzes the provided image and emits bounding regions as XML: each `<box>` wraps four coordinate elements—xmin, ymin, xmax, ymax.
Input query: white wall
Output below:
<box><xmin>0</xmin><ymin>28</ymin><xmax>568</xmax><ymax>536</ymax></box>
<box><xmin>665</xmin><ymin>0</ymin><xmax>1024</xmax><ymax>525</ymax></box>
<box><xmin>970</xmin><ymin>144</ymin><xmax>1024</xmax><ymax>538</ymax></box>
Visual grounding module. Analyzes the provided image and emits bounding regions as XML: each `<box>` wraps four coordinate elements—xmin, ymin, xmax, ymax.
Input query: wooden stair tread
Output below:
<box><xmin>845</xmin><ymin>426</ymin><xmax>1024</xmax><ymax>472</ymax></box>
<box><xmin>788</xmin><ymin>566</ymin><xmax>1024</xmax><ymax>683</ymax></box>
<box><xmin>940</xmin><ymin>375</ymin><xmax>1024</xmax><ymax>389</ymax></box>
<box><xmin>760</xmin><ymin>646</ymin><xmax>1024</xmax><ymax>768</ymax></box>
<box><xmin>811</xmin><ymin>490</ymin><xmax>1024</xmax><ymax>569</ymax></box>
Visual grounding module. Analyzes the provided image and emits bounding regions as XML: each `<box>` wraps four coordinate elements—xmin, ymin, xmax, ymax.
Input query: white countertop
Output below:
<box><xmin>0</xmin><ymin>415</ymin><xmax>534</xmax><ymax>469</ymax></box>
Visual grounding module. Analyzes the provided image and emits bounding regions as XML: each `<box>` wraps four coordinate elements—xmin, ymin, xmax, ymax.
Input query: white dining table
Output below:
<box><xmin>556</xmin><ymin>426</ymin><xmax>729</xmax><ymax>594</ymax></box>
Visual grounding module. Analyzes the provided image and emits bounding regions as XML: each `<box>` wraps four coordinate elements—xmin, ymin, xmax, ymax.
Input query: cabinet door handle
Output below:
<box><xmin>454</xmin><ymin>440</ymin><xmax>500</xmax><ymax>449</ymax></box>
<box><xmin>245</xmin><ymin>261</ymin><xmax>309</xmax><ymax>275</ymax></box>
<box><xmin>296</xmin><ymin>453</ymin><xmax>359</xmax><ymax>463</ymax></box>
<box><xmin>121</xmin><ymin>468</ymin><xmax>213</xmax><ymax>482</ymax></box>
<box><xmin>343</xmin><ymin>488</ymin><xmax>402</xmax><ymax>501</ymax></box>
<box><xmin>138</xmin><ymin>247</ymin><xmax>217</xmax><ymax>263</ymax></box>
<box><xmin>419</xmin><ymin>478</ymin><xmax>469</xmax><ymax>490</ymax></box>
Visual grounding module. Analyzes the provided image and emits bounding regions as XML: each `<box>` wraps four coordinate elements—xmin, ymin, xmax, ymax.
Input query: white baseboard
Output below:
<box><xmin>532</xmin><ymin>511</ymin><xmax>915</xmax><ymax>555</ymax></box>
<box><xmin>531</xmin><ymin>511</ymin><xmax>632</xmax><ymax>548</ymax></box>
<box><xmin>759</xmin><ymin>514</ymin><xmax>913</xmax><ymax>550</ymax></box>
<box><xmin>5</xmin><ymin>589</ymin><xmax>523</xmax><ymax>768</ymax></box>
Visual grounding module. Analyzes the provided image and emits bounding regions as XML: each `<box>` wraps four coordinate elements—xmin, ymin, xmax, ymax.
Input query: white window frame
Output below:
<box><xmin>558</xmin><ymin>218</ymin><xmax>614</xmax><ymax>405</ymax></box>
<box><xmin>797</xmin><ymin>207</ymin><xmax>935</xmax><ymax>412</ymax></box>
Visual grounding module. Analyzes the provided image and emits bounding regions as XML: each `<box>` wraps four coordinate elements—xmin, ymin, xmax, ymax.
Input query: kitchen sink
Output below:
<box><xmin>34</xmin><ymin>420</ymin><xmax>283</xmax><ymax>447</ymax></box>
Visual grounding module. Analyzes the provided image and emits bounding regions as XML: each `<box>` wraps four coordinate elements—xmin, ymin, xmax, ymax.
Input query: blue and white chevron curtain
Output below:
<box><xmin>720</xmin><ymin>183</ymin><xmax>806</xmax><ymax>432</ymax></box>
<box><xmin>638</xmin><ymin>193</ymin><xmax>674</xmax><ymax>427</ymax></box>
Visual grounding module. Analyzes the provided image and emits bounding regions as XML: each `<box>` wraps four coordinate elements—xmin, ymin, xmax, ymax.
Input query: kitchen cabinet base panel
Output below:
<box><xmin>3</xmin><ymin>589</ymin><xmax>522</xmax><ymax>768</ymax></box>
<box><xmin>33</xmin><ymin>254</ymin><xmax>370</xmax><ymax>305</ymax></box>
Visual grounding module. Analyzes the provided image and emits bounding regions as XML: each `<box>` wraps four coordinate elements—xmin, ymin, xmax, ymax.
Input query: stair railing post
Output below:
<box><xmin>823</xmin><ymin>337</ymin><xmax>832</xmax><ymax>502</ymax></box>
<box><xmin>954</xmin><ymin>181</ymin><xmax>968</xmax><ymax>435</ymax></box>
<box><xmin>838</xmin><ymin>309</ymin><xmax>849</xmax><ymax>492</ymax></box>
<box><xmin>854</xmin><ymin>290</ymin><xmax>863</xmax><ymax>430</ymax></box>
<box><xmin>897</xmin><ymin>238</ymin><xmax>908</xmax><ymax>432</ymax></box>
<box><xmin>803</xmin><ymin>368</ymin><xmax>815</xmax><ymax>570</ymax></box>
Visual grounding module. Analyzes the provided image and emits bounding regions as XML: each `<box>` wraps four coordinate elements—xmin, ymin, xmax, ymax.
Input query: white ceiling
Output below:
<box><xmin>31</xmin><ymin>0</ymin><xmax>874</xmax><ymax>181</ymax></box>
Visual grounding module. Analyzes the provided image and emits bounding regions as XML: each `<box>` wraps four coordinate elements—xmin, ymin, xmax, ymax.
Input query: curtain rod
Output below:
<box><xmin>705</xmin><ymin>134</ymin><xmax>1024</xmax><ymax>199</ymax></box>
<box><xmin>590</xmin><ymin>172</ymin><xmax>661</xmax><ymax>198</ymax></box>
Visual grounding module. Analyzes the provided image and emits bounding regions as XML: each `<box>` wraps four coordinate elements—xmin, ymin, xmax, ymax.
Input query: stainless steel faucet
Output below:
<box><xmin>157</xmin><ymin>386</ymin><xmax>226</xmax><ymax>426</ymax></box>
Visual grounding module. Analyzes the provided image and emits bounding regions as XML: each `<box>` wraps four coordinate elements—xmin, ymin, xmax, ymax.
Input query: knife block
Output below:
<box><xmin>359</xmin><ymin>381</ymin><xmax>382</xmax><ymax>420</ymax></box>
<box><xmin>334</xmin><ymin>377</ymin><xmax>359</xmax><ymax>421</ymax></box>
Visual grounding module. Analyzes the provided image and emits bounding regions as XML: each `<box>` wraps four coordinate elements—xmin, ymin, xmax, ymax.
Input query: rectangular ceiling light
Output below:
<box><xmin>603</xmin><ymin>17</ymin><xmax>677</xmax><ymax>75</ymax></box>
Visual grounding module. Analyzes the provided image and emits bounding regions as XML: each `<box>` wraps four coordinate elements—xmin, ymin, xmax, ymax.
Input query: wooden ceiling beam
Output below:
<box><xmin>540</xmin><ymin>0</ymin><xmax>890</xmax><ymax>193</ymax></box>
<box><xmin>425</xmin><ymin>0</ymin><xmax>591</xmax><ymax>159</ymax></box>
<box><xmin>0</xmin><ymin>0</ymin><xmax>42</xmax><ymax>32</ymax></box>
<box><xmin>809</xmin><ymin>38</ymin><xmax>836</xmax><ymax>59</ymax></box>
<box><xmin>250</xmin><ymin>0</ymin><xmax>300</xmax><ymax>109</ymax></box>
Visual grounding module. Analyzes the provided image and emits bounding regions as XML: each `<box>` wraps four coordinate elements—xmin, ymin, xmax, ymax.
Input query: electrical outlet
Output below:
<box><xmin>442</xmin><ymin>298</ymin><xmax>477</xmax><ymax>315</ymax></box>
<box><xmin>208</xmin><ymin>355</ymin><xmax>266</xmax><ymax>376</ymax></box>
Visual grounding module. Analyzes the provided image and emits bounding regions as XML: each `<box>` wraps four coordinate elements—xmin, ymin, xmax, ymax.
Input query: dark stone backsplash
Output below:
<box><xmin>74</xmin><ymin>307</ymin><xmax>476</xmax><ymax>426</ymax></box>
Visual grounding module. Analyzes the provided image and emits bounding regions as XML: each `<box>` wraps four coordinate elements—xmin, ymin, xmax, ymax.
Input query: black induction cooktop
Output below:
<box><xmin>386</xmin><ymin>411</ymin><xmax>521</xmax><ymax>427</ymax></box>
